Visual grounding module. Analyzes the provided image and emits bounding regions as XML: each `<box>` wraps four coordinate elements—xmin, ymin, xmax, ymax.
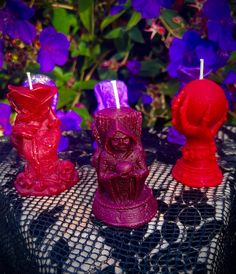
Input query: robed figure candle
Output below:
<box><xmin>171</xmin><ymin>78</ymin><xmax>228</xmax><ymax>187</ymax></box>
<box><xmin>91</xmin><ymin>81</ymin><xmax>157</xmax><ymax>228</ymax></box>
<box><xmin>7</xmin><ymin>83</ymin><xmax>78</xmax><ymax>196</ymax></box>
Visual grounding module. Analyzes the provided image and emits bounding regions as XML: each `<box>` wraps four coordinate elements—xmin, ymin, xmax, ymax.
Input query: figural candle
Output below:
<box><xmin>172</xmin><ymin>60</ymin><xmax>228</xmax><ymax>187</ymax></box>
<box><xmin>92</xmin><ymin>80</ymin><xmax>157</xmax><ymax>228</ymax></box>
<box><xmin>7</xmin><ymin>83</ymin><xmax>78</xmax><ymax>196</ymax></box>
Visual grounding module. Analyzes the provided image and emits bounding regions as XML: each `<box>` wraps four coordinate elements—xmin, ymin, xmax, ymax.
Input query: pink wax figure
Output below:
<box><xmin>7</xmin><ymin>84</ymin><xmax>78</xmax><ymax>196</ymax></box>
<box><xmin>172</xmin><ymin>79</ymin><xmax>228</xmax><ymax>188</ymax></box>
<box><xmin>92</xmin><ymin>107</ymin><xmax>157</xmax><ymax>228</ymax></box>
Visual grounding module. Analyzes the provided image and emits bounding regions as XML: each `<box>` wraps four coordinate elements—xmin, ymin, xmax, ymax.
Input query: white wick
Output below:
<box><xmin>111</xmin><ymin>80</ymin><xmax>120</xmax><ymax>109</ymax></box>
<box><xmin>27</xmin><ymin>72</ymin><xmax>33</xmax><ymax>90</ymax></box>
<box><xmin>200</xmin><ymin>59</ymin><xmax>204</xmax><ymax>80</ymax></box>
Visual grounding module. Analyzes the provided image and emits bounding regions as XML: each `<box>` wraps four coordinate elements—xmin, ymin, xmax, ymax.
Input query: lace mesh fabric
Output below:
<box><xmin>0</xmin><ymin>127</ymin><xmax>235</xmax><ymax>274</ymax></box>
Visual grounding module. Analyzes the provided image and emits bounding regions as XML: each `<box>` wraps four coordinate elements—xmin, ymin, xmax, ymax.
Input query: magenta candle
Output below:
<box><xmin>92</xmin><ymin>107</ymin><xmax>157</xmax><ymax>228</ymax></box>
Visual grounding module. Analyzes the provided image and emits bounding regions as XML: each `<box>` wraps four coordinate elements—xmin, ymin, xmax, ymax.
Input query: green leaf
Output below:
<box><xmin>158</xmin><ymin>80</ymin><xmax>180</xmax><ymax>96</ymax></box>
<box><xmin>101</xmin><ymin>10</ymin><xmax>125</xmax><ymax>31</ymax></box>
<box><xmin>126</xmin><ymin>11</ymin><xmax>141</xmax><ymax>31</ymax></box>
<box><xmin>98</xmin><ymin>67</ymin><xmax>118</xmax><ymax>80</ymax></box>
<box><xmin>73</xmin><ymin>107</ymin><xmax>92</xmax><ymax>128</ymax></box>
<box><xmin>105</xmin><ymin>27</ymin><xmax>123</xmax><ymax>39</ymax></box>
<box><xmin>160</xmin><ymin>9</ymin><xmax>186</xmax><ymax>36</ymax></box>
<box><xmin>52</xmin><ymin>8</ymin><xmax>78</xmax><ymax>35</ymax></box>
<box><xmin>128</xmin><ymin>27</ymin><xmax>144</xmax><ymax>43</ymax></box>
<box><xmin>53</xmin><ymin>67</ymin><xmax>64</xmax><ymax>79</ymax></box>
<box><xmin>57</xmin><ymin>87</ymin><xmax>77</xmax><ymax>109</ymax></box>
<box><xmin>78</xmin><ymin>41</ymin><xmax>90</xmax><ymax>57</ymax></box>
<box><xmin>140</xmin><ymin>59</ymin><xmax>163</xmax><ymax>77</ymax></box>
<box><xmin>72</xmin><ymin>80</ymin><xmax>97</xmax><ymax>90</ymax></box>
<box><xmin>228</xmin><ymin>50</ymin><xmax>236</xmax><ymax>63</ymax></box>
<box><xmin>73</xmin><ymin>107</ymin><xmax>92</xmax><ymax>121</ymax></box>
<box><xmin>114</xmin><ymin>32</ymin><xmax>131</xmax><ymax>51</ymax></box>
<box><xmin>79</xmin><ymin>0</ymin><xmax>93</xmax><ymax>33</ymax></box>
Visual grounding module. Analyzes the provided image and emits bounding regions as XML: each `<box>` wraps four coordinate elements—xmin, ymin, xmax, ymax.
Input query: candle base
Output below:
<box><xmin>172</xmin><ymin>158</ymin><xmax>223</xmax><ymax>188</ymax></box>
<box><xmin>92</xmin><ymin>186</ymin><xmax>157</xmax><ymax>228</ymax></box>
<box><xmin>14</xmin><ymin>160</ymin><xmax>78</xmax><ymax>196</ymax></box>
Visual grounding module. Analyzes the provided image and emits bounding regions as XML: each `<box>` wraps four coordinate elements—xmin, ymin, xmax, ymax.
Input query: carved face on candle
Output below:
<box><xmin>110</xmin><ymin>131</ymin><xmax>131</xmax><ymax>152</ymax></box>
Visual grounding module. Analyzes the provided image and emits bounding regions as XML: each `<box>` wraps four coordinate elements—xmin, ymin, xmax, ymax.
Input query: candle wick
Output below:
<box><xmin>27</xmin><ymin>72</ymin><xmax>33</xmax><ymax>90</ymax></box>
<box><xmin>111</xmin><ymin>80</ymin><xmax>120</xmax><ymax>109</ymax></box>
<box><xmin>200</xmin><ymin>59</ymin><xmax>204</xmax><ymax>80</ymax></box>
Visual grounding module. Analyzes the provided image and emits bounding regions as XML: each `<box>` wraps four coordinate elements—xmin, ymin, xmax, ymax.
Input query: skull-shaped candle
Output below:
<box><xmin>92</xmin><ymin>107</ymin><xmax>157</xmax><ymax>228</ymax></box>
<box><xmin>172</xmin><ymin>79</ymin><xmax>228</xmax><ymax>187</ymax></box>
<box><xmin>7</xmin><ymin>84</ymin><xmax>78</xmax><ymax>196</ymax></box>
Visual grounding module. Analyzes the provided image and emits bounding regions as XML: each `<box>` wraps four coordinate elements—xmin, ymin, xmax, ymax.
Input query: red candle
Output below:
<box><xmin>172</xmin><ymin>79</ymin><xmax>228</xmax><ymax>187</ymax></box>
<box><xmin>7</xmin><ymin>83</ymin><xmax>78</xmax><ymax>196</ymax></box>
<box><xmin>92</xmin><ymin>107</ymin><xmax>157</xmax><ymax>228</ymax></box>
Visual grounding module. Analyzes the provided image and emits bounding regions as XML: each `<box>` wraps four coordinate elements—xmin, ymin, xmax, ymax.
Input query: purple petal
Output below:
<box><xmin>58</xmin><ymin>136</ymin><xmax>69</xmax><ymax>152</ymax></box>
<box><xmin>223</xmin><ymin>71</ymin><xmax>236</xmax><ymax>84</ymax></box>
<box><xmin>126</xmin><ymin>60</ymin><xmax>141</xmax><ymax>75</ymax></box>
<box><xmin>132</xmin><ymin>0</ymin><xmax>161</xmax><ymax>19</ymax></box>
<box><xmin>141</xmin><ymin>94</ymin><xmax>153</xmax><ymax>105</ymax></box>
<box><xmin>51</xmin><ymin>49</ymin><xmax>69</xmax><ymax>66</ymax></box>
<box><xmin>0</xmin><ymin>39</ymin><xmax>4</xmax><ymax>69</ymax></box>
<box><xmin>207</xmin><ymin>20</ymin><xmax>236</xmax><ymax>52</ymax></box>
<box><xmin>203</xmin><ymin>0</ymin><xmax>230</xmax><ymax>20</ymax></box>
<box><xmin>6</xmin><ymin>0</ymin><xmax>35</xmax><ymax>20</ymax></box>
<box><xmin>39</xmin><ymin>27</ymin><xmax>57</xmax><ymax>44</ymax></box>
<box><xmin>56</xmin><ymin>110</ymin><xmax>82</xmax><ymax>131</ymax></box>
<box><xmin>38</xmin><ymin>49</ymin><xmax>56</xmax><ymax>72</ymax></box>
<box><xmin>196</xmin><ymin>42</ymin><xmax>218</xmax><ymax>67</ymax></box>
<box><xmin>160</xmin><ymin>0</ymin><xmax>174</xmax><ymax>8</ymax></box>
<box><xmin>110</xmin><ymin>5</ymin><xmax>124</xmax><ymax>15</ymax></box>
<box><xmin>167</xmin><ymin>126</ymin><xmax>186</xmax><ymax>145</ymax></box>
<box><xmin>6</xmin><ymin>20</ymin><xmax>36</xmax><ymax>44</ymax></box>
<box><xmin>0</xmin><ymin>103</ymin><xmax>12</xmax><ymax>135</ymax></box>
<box><xmin>38</xmin><ymin>28</ymin><xmax>70</xmax><ymax>71</ymax></box>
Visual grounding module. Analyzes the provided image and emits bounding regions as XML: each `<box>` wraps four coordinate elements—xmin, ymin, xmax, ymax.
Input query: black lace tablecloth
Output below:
<box><xmin>0</xmin><ymin>127</ymin><xmax>236</xmax><ymax>274</ymax></box>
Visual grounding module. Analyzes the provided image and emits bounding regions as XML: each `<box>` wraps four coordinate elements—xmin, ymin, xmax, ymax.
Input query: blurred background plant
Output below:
<box><xmin>1</xmin><ymin>0</ymin><xmax>236</xmax><ymax>138</ymax></box>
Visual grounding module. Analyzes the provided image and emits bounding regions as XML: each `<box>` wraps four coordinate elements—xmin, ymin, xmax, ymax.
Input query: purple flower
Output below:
<box><xmin>223</xmin><ymin>71</ymin><xmax>236</xmax><ymax>111</ymax></box>
<box><xmin>38</xmin><ymin>27</ymin><xmax>70</xmax><ymax>72</ymax></box>
<box><xmin>56</xmin><ymin>110</ymin><xmax>82</xmax><ymax>152</ymax></box>
<box><xmin>167</xmin><ymin>126</ymin><xmax>186</xmax><ymax>145</ymax></box>
<box><xmin>0</xmin><ymin>103</ymin><xmax>12</xmax><ymax>135</ymax></box>
<box><xmin>127</xmin><ymin>77</ymin><xmax>147</xmax><ymax>105</ymax></box>
<box><xmin>223</xmin><ymin>71</ymin><xmax>236</xmax><ymax>85</ymax></box>
<box><xmin>110</xmin><ymin>5</ymin><xmax>124</xmax><ymax>15</ymax></box>
<box><xmin>126</xmin><ymin>60</ymin><xmax>141</xmax><ymax>75</ymax></box>
<box><xmin>58</xmin><ymin>136</ymin><xmax>69</xmax><ymax>152</ymax></box>
<box><xmin>132</xmin><ymin>0</ymin><xmax>173</xmax><ymax>18</ymax></box>
<box><xmin>56</xmin><ymin>110</ymin><xmax>82</xmax><ymax>131</ymax></box>
<box><xmin>203</xmin><ymin>0</ymin><xmax>230</xmax><ymax>21</ymax></box>
<box><xmin>141</xmin><ymin>94</ymin><xmax>153</xmax><ymax>105</ymax></box>
<box><xmin>203</xmin><ymin>0</ymin><xmax>236</xmax><ymax>51</ymax></box>
<box><xmin>168</xmin><ymin>30</ymin><xmax>229</xmax><ymax>79</ymax></box>
<box><xmin>0</xmin><ymin>0</ymin><xmax>35</xmax><ymax>44</ymax></box>
<box><xmin>0</xmin><ymin>39</ymin><xmax>4</xmax><ymax>69</ymax></box>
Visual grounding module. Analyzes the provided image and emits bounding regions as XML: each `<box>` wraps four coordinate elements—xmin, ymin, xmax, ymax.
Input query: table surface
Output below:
<box><xmin>0</xmin><ymin>126</ymin><xmax>236</xmax><ymax>274</ymax></box>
